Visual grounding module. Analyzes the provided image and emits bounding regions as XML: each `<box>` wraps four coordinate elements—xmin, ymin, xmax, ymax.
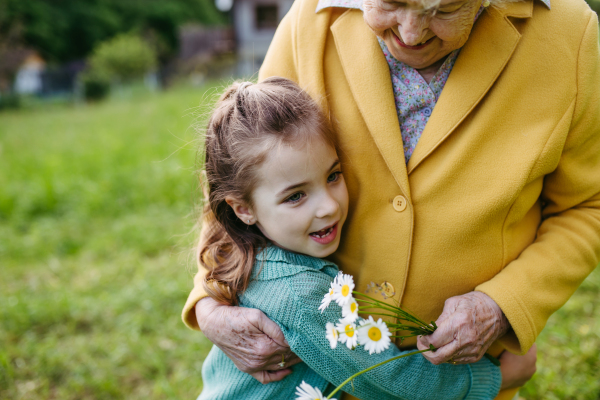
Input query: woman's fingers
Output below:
<box><xmin>417</xmin><ymin>312</ymin><xmax>457</xmax><ymax>349</ymax></box>
<box><xmin>195</xmin><ymin>298</ymin><xmax>295</xmax><ymax>378</ymax></box>
<box><xmin>499</xmin><ymin>344</ymin><xmax>537</xmax><ymax>389</ymax></box>
<box><xmin>263</xmin><ymin>352</ymin><xmax>302</xmax><ymax>371</ymax></box>
<box><xmin>418</xmin><ymin>292</ymin><xmax>510</xmax><ymax>365</ymax></box>
<box><xmin>247</xmin><ymin>307</ymin><xmax>289</xmax><ymax>348</ymax></box>
<box><xmin>250</xmin><ymin>368</ymin><xmax>294</xmax><ymax>384</ymax></box>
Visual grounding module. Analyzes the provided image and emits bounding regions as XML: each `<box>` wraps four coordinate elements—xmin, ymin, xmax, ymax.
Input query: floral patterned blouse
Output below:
<box><xmin>315</xmin><ymin>0</ymin><xmax>551</xmax><ymax>162</ymax></box>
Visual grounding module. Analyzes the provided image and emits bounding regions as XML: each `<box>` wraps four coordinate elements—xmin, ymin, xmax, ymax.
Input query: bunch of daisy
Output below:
<box><xmin>296</xmin><ymin>272</ymin><xmax>437</xmax><ymax>400</ymax></box>
<box><xmin>321</xmin><ymin>272</ymin><xmax>437</xmax><ymax>350</ymax></box>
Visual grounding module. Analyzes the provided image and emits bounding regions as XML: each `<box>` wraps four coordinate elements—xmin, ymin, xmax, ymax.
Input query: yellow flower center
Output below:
<box><xmin>350</xmin><ymin>302</ymin><xmax>357</xmax><ymax>313</ymax></box>
<box><xmin>345</xmin><ymin>325</ymin><xmax>355</xmax><ymax>337</ymax></box>
<box><xmin>331</xmin><ymin>328</ymin><xmax>338</xmax><ymax>338</ymax></box>
<box><xmin>368</xmin><ymin>327</ymin><xmax>382</xmax><ymax>342</ymax></box>
<box><xmin>341</xmin><ymin>285</ymin><xmax>350</xmax><ymax>297</ymax></box>
<box><xmin>329</xmin><ymin>289</ymin><xmax>334</xmax><ymax>295</ymax></box>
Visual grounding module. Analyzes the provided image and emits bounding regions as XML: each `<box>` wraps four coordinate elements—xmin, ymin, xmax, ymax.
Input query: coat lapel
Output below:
<box><xmin>406</xmin><ymin>5</ymin><xmax>524</xmax><ymax>174</ymax></box>
<box><xmin>332</xmin><ymin>10</ymin><xmax>412</xmax><ymax>200</ymax></box>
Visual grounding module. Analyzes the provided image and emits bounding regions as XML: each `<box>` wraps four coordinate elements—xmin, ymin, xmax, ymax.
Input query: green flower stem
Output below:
<box><xmin>326</xmin><ymin>347</ymin><xmax>435</xmax><ymax>399</ymax></box>
<box><xmin>356</xmin><ymin>306</ymin><xmax>435</xmax><ymax>334</ymax></box>
<box><xmin>357</xmin><ymin>302</ymin><xmax>423</xmax><ymax>325</ymax></box>
<box><xmin>387</xmin><ymin>324</ymin><xmax>435</xmax><ymax>334</ymax></box>
<box><xmin>389</xmin><ymin>334</ymin><xmax>420</xmax><ymax>339</ymax></box>
<box><xmin>357</xmin><ymin>311</ymin><xmax>408</xmax><ymax>320</ymax></box>
<box><xmin>355</xmin><ymin>298</ymin><xmax>400</xmax><ymax>313</ymax></box>
<box><xmin>353</xmin><ymin>294</ymin><xmax>431</xmax><ymax>327</ymax></box>
<box><xmin>386</xmin><ymin>322</ymin><xmax>433</xmax><ymax>330</ymax></box>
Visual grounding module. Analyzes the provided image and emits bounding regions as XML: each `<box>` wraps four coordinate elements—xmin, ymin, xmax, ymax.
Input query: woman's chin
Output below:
<box><xmin>384</xmin><ymin>38</ymin><xmax>449</xmax><ymax>70</ymax></box>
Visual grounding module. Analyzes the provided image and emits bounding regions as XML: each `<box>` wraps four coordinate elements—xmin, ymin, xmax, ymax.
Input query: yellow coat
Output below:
<box><xmin>183</xmin><ymin>0</ymin><xmax>600</xmax><ymax>398</ymax></box>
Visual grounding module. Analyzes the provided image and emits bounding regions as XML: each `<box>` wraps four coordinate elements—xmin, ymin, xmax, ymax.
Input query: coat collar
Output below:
<box><xmin>332</xmin><ymin>0</ymin><xmax>541</xmax><ymax>182</ymax></box>
<box><xmin>332</xmin><ymin>12</ymin><xmax>412</xmax><ymax>199</ymax></box>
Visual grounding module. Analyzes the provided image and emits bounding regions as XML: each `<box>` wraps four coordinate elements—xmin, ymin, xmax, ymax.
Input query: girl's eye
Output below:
<box><xmin>285</xmin><ymin>192</ymin><xmax>305</xmax><ymax>203</ymax></box>
<box><xmin>327</xmin><ymin>171</ymin><xmax>342</xmax><ymax>183</ymax></box>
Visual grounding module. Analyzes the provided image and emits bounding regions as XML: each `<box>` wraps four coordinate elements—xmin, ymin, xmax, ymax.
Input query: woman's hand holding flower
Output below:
<box><xmin>416</xmin><ymin>291</ymin><xmax>510</xmax><ymax>365</ymax></box>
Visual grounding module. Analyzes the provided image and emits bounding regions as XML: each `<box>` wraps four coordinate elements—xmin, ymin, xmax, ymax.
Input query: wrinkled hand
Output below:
<box><xmin>417</xmin><ymin>291</ymin><xmax>509</xmax><ymax>365</ymax></box>
<box><xmin>500</xmin><ymin>344</ymin><xmax>537</xmax><ymax>390</ymax></box>
<box><xmin>195</xmin><ymin>297</ymin><xmax>301</xmax><ymax>383</ymax></box>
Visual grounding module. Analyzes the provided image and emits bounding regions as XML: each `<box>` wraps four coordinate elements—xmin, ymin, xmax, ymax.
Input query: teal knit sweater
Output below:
<box><xmin>198</xmin><ymin>246</ymin><xmax>501</xmax><ymax>400</ymax></box>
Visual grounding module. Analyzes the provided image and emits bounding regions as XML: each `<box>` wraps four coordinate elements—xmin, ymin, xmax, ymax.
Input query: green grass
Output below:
<box><xmin>1</xmin><ymin>85</ymin><xmax>599</xmax><ymax>399</ymax></box>
<box><xmin>0</xmin><ymin>85</ymin><xmax>217</xmax><ymax>399</ymax></box>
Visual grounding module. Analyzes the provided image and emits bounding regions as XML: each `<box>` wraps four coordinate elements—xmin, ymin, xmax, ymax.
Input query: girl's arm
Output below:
<box><xmin>242</xmin><ymin>270</ymin><xmax>501</xmax><ymax>400</ymax></box>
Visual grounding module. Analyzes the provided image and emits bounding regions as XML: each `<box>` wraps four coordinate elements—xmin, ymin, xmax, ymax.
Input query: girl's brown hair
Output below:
<box><xmin>199</xmin><ymin>77</ymin><xmax>337</xmax><ymax>305</ymax></box>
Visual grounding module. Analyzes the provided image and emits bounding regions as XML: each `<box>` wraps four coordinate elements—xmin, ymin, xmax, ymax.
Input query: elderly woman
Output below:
<box><xmin>182</xmin><ymin>0</ymin><xmax>600</xmax><ymax>398</ymax></box>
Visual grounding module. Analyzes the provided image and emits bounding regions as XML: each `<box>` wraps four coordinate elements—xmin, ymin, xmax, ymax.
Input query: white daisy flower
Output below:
<box><xmin>333</xmin><ymin>271</ymin><xmax>342</xmax><ymax>284</ymax></box>
<box><xmin>332</xmin><ymin>273</ymin><xmax>355</xmax><ymax>307</ymax></box>
<box><xmin>325</xmin><ymin>322</ymin><xmax>339</xmax><ymax>349</ymax></box>
<box><xmin>341</xmin><ymin>297</ymin><xmax>359</xmax><ymax>322</ymax></box>
<box><xmin>336</xmin><ymin>317</ymin><xmax>358</xmax><ymax>349</ymax></box>
<box><xmin>318</xmin><ymin>282</ymin><xmax>338</xmax><ymax>313</ymax></box>
<box><xmin>295</xmin><ymin>381</ymin><xmax>326</xmax><ymax>400</ymax></box>
<box><xmin>357</xmin><ymin>316</ymin><xmax>392</xmax><ymax>355</ymax></box>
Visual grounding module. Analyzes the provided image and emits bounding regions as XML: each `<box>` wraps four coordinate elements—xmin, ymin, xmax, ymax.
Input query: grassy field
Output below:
<box><xmin>1</xmin><ymin>85</ymin><xmax>598</xmax><ymax>399</ymax></box>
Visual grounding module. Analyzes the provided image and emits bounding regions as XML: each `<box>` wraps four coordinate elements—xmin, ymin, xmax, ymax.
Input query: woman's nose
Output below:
<box><xmin>397</xmin><ymin>10</ymin><xmax>429</xmax><ymax>46</ymax></box>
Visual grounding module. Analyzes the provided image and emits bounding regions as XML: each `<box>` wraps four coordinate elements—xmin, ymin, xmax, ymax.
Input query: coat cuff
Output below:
<box><xmin>465</xmin><ymin>357</ymin><xmax>502</xmax><ymax>400</ymax></box>
<box><xmin>476</xmin><ymin>278</ymin><xmax>536</xmax><ymax>355</ymax></box>
<box><xmin>181</xmin><ymin>269</ymin><xmax>209</xmax><ymax>331</ymax></box>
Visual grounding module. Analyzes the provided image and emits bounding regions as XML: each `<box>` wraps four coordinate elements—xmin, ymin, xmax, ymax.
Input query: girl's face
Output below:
<box><xmin>245</xmin><ymin>138</ymin><xmax>349</xmax><ymax>258</ymax></box>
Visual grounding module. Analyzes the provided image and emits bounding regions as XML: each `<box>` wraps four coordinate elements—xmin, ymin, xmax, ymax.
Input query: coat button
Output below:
<box><xmin>392</xmin><ymin>195</ymin><xmax>407</xmax><ymax>212</ymax></box>
<box><xmin>423</xmin><ymin>107</ymin><xmax>432</xmax><ymax>116</ymax></box>
<box><xmin>381</xmin><ymin>281</ymin><xmax>396</xmax><ymax>298</ymax></box>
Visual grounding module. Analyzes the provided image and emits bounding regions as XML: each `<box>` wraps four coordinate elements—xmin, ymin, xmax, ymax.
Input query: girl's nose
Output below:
<box><xmin>316</xmin><ymin>192</ymin><xmax>340</xmax><ymax>219</ymax></box>
<box><xmin>397</xmin><ymin>10</ymin><xmax>429</xmax><ymax>46</ymax></box>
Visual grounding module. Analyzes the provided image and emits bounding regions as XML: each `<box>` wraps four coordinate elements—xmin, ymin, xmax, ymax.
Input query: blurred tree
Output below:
<box><xmin>89</xmin><ymin>34</ymin><xmax>157</xmax><ymax>81</ymax></box>
<box><xmin>588</xmin><ymin>0</ymin><xmax>600</xmax><ymax>14</ymax></box>
<box><xmin>0</xmin><ymin>0</ymin><xmax>226</xmax><ymax>63</ymax></box>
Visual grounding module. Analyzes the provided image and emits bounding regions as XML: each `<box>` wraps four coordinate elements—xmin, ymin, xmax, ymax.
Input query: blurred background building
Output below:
<box><xmin>228</xmin><ymin>0</ymin><xmax>294</xmax><ymax>76</ymax></box>
<box><xmin>0</xmin><ymin>0</ymin><xmax>294</xmax><ymax>107</ymax></box>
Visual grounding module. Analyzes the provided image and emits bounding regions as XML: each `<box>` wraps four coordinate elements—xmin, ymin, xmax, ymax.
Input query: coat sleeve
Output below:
<box><xmin>476</xmin><ymin>11</ymin><xmax>600</xmax><ymax>354</ymax></box>
<box><xmin>242</xmin><ymin>271</ymin><xmax>501</xmax><ymax>400</ymax></box>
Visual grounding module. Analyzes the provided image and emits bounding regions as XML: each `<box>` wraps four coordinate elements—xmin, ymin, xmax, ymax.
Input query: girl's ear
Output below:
<box><xmin>225</xmin><ymin>196</ymin><xmax>255</xmax><ymax>225</ymax></box>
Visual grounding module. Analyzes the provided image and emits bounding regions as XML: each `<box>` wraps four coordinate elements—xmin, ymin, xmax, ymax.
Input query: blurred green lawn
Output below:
<box><xmin>0</xmin><ymin>86</ymin><xmax>598</xmax><ymax>399</ymax></box>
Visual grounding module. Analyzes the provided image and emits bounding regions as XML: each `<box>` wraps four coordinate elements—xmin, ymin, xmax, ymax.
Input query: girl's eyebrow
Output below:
<box><xmin>277</xmin><ymin>160</ymin><xmax>341</xmax><ymax>196</ymax></box>
<box><xmin>329</xmin><ymin>160</ymin><xmax>341</xmax><ymax>171</ymax></box>
<box><xmin>279</xmin><ymin>181</ymin><xmax>309</xmax><ymax>196</ymax></box>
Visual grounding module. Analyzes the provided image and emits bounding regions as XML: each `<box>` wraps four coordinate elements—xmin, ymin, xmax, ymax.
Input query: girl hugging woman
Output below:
<box><xmin>193</xmin><ymin>77</ymin><xmax>534</xmax><ymax>400</ymax></box>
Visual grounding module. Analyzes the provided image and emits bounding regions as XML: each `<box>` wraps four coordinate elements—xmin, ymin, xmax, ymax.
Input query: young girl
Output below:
<box><xmin>195</xmin><ymin>77</ymin><xmax>520</xmax><ymax>399</ymax></box>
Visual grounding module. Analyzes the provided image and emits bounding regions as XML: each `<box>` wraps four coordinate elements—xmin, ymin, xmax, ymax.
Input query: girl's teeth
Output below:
<box><xmin>312</xmin><ymin>226</ymin><xmax>333</xmax><ymax>238</ymax></box>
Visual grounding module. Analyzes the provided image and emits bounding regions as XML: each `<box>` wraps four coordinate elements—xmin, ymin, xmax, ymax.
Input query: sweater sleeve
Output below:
<box><xmin>476</xmin><ymin>11</ymin><xmax>600</xmax><ymax>354</ymax></box>
<box><xmin>242</xmin><ymin>270</ymin><xmax>501</xmax><ymax>400</ymax></box>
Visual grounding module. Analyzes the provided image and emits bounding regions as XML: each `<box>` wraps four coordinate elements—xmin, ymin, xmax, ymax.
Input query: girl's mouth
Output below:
<box><xmin>392</xmin><ymin>32</ymin><xmax>435</xmax><ymax>50</ymax></box>
<box><xmin>309</xmin><ymin>223</ymin><xmax>338</xmax><ymax>245</ymax></box>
